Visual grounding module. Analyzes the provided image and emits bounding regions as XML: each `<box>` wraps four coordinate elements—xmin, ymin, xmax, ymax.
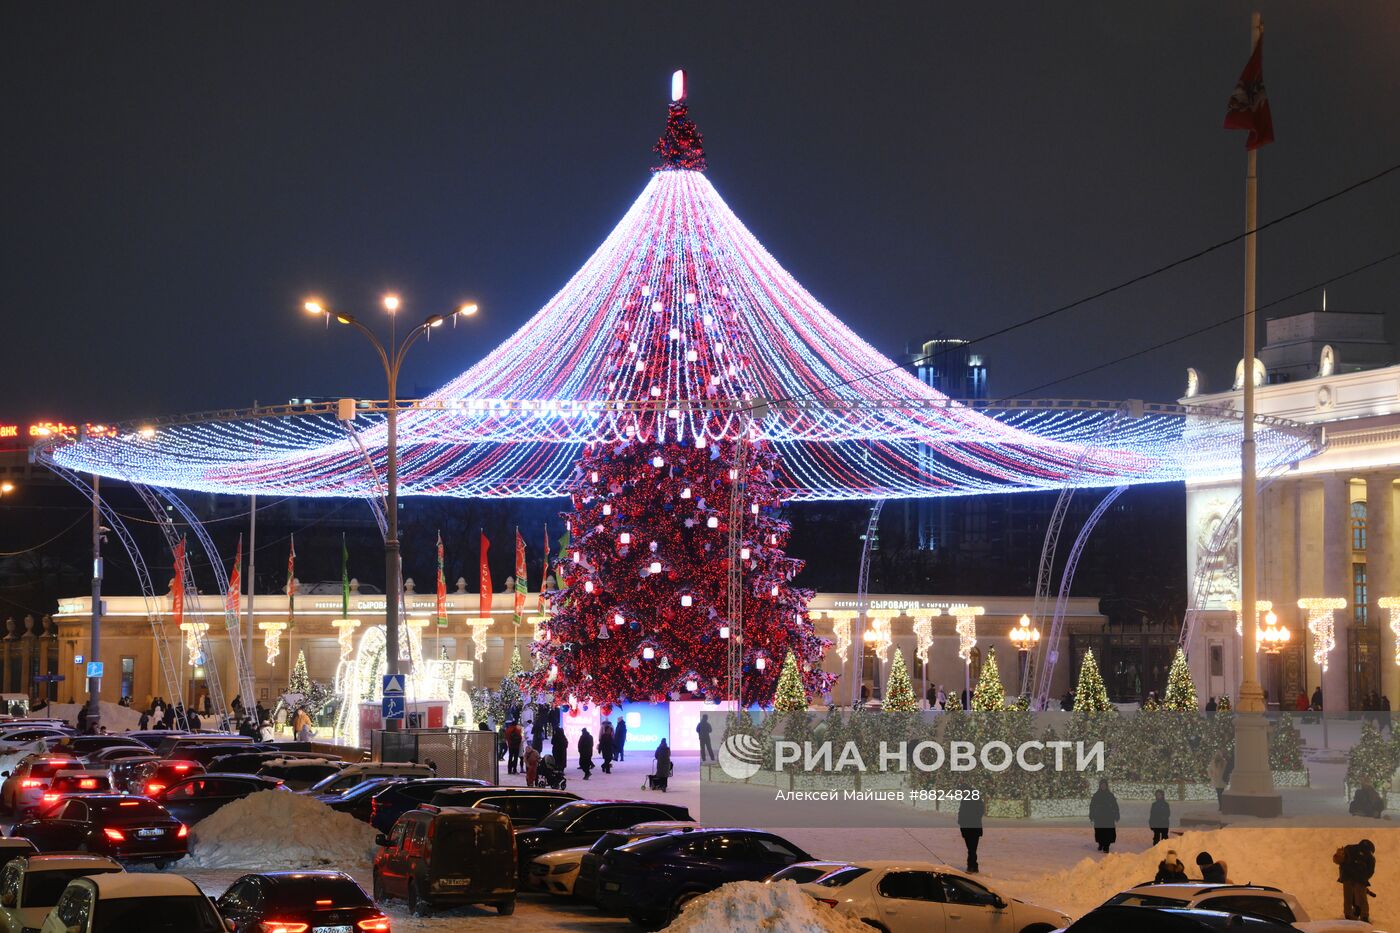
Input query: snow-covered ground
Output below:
<box><xmin>122</xmin><ymin>737</ymin><xmax>1395</xmax><ymax>931</ymax></box>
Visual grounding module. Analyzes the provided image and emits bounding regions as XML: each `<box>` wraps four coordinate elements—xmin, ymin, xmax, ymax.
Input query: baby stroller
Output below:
<box><xmin>644</xmin><ymin>761</ymin><xmax>675</xmax><ymax>792</ymax></box>
<box><xmin>535</xmin><ymin>756</ymin><xmax>569</xmax><ymax>790</ymax></box>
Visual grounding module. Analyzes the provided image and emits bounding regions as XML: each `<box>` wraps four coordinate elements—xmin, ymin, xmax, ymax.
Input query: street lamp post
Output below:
<box><xmin>1257</xmin><ymin>610</ymin><xmax>1290</xmax><ymax>705</ymax></box>
<box><xmin>1009</xmin><ymin>613</ymin><xmax>1040</xmax><ymax>698</ymax></box>
<box><xmin>304</xmin><ymin>294</ymin><xmax>478</xmax><ymax>731</ymax></box>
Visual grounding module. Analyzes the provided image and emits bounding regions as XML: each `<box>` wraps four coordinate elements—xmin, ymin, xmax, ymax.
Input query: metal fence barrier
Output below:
<box><xmin>371</xmin><ymin>728</ymin><xmax>499</xmax><ymax>783</ymax></box>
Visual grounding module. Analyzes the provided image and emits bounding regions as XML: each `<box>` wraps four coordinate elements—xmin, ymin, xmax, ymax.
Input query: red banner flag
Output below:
<box><xmin>172</xmin><ymin>537</ymin><xmax>187</xmax><ymax>628</ymax></box>
<box><xmin>1223</xmin><ymin>31</ymin><xmax>1274</xmax><ymax>150</ymax></box>
<box><xmin>225</xmin><ymin>535</ymin><xmax>242</xmax><ymax>620</ymax></box>
<box><xmin>436</xmin><ymin>531</ymin><xmax>448</xmax><ymax>627</ymax></box>
<box><xmin>514</xmin><ymin>528</ymin><xmax>528</xmax><ymax>625</ymax></box>
<box><xmin>478</xmin><ymin>531</ymin><xmax>492</xmax><ymax>618</ymax></box>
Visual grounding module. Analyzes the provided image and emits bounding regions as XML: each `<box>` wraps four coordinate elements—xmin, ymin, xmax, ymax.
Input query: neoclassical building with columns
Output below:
<box><xmin>1183</xmin><ymin>306</ymin><xmax>1400</xmax><ymax>710</ymax></box>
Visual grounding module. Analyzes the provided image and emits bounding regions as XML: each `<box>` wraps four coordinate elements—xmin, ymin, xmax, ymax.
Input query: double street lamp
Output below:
<box><xmin>1009</xmin><ymin>613</ymin><xmax>1040</xmax><ymax>696</ymax></box>
<box><xmin>304</xmin><ymin>293</ymin><xmax>479</xmax><ymax>728</ymax></box>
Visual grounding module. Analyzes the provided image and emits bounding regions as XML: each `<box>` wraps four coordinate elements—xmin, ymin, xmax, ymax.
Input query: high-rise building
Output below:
<box><xmin>901</xmin><ymin>337</ymin><xmax>989</xmax><ymax>400</ymax></box>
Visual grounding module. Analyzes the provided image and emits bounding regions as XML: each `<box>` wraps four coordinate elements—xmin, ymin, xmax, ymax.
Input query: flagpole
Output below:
<box><xmin>245</xmin><ymin>494</ymin><xmax>256</xmax><ymax>719</ymax></box>
<box><xmin>1222</xmin><ymin>10</ymin><xmax>1280</xmax><ymax>817</ymax></box>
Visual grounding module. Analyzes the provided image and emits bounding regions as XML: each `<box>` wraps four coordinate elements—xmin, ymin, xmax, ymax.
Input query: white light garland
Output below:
<box><xmin>333</xmin><ymin>618</ymin><xmax>361</xmax><ymax>661</ymax></box>
<box><xmin>258</xmin><ymin>622</ymin><xmax>286</xmax><ymax>666</ymax></box>
<box><xmin>179</xmin><ymin>621</ymin><xmax>209</xmax><ymax>667</ymax></box>
<box><xmin>468</xmin><ymin>618</ymin><xmax>493</xmax><ymax>664</ymax></box>
<box><xmin>1377</xmin><ymin>597</ymin><xmax>1400</xmax><ymax>666</ymax></box>
<box><xmin>949</xmin><ymin>605</ymin><xmax>985</xmax><ymax>663</ymax></box>
<box><xmin>1297</xmin><ymin>597</ymin><xmax>1346</xmax><ymax>671</ymax></box>
<box><xmin>1226</xmin><ymin>598</ymin><xmax>1272</xmax><ymax>638</ymax></box>
<box><xmin>910</xmin><ymin>609</ymin><xmax>942</xmax><ymax>663</ymax></box>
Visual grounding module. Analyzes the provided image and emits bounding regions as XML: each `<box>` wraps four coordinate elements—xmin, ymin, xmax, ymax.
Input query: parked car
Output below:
<box><xmin>0</xmin><ymin>737</ymin><xmax>71</xmax><ymax>785</ymax></box>
<box><xmin>52</xmin><ymin>736</ymin><xmax>146</xmax><ymax>759</ymax></box>
<box><xmin>528</xmin><ymin>845</ymin><xmax>593</xmax><ymax>897</ymax></box>
<box><xmin>157</xmin><ymin>742</ymin><xmax>271</xmax><ymax>768</ymax></box>
<box><xmin>324</xmin><ymin>778</ymin><xmax>404</xmax><ymax>822</ymax></box>
<box><xmin>36</xmin><ymin>770</ymin><xmax>111</xmax><ymax>810</ymax></box>
<box><xmin>574</xmin><ymin>820</ymin><xmax>700</xmax><ymax>904</ymax></box>
<box><xmin>514</xmin><ymin>799</ymin><xmax>693</xmax><ymax>875</ymax></box>
<box><xmin>154</xmin><ymin>733</ymin><xmax>253</xmax><ymax>758</ymax></box>
<box><xmin>0</xmin><ymin>854</ymin><xmax>124</xmax><ymax>933</ymax></box>
<box><xmin>125</xmin><ymin>758</ymin><xmax>204</xmax><ymax>797</ymax></box>
<box><xmin>766</xmin><ymin>861</ymin><xmax>850</xmax><ymax>886</ymax></box>
<box><xmin>0</xmin><ymin>841</ymin><xmax>37</xmax><ymax>877</ymax></box>
<box><xmin>304</xmin><ymin>761</ymin><xmax>434</xmax><ymax>797</ymax></box>
<box><xmin>1</xmin><ymin>756</ymin><xmax>83</xmax><ymax>816</ymax></box>
<box><xmin>12</xmin><ymin>795</ymin><xmax>188</xmax><ymax>867</ymax></box>
<box><xmin>596</xmin><ymin>827</ymin><xmax>812</xmax><ymax>929</ymax></box>
<box><xmin>254</xmin><ymin>758</ymin><xmax>346</xmax><ymax>790</ymax></box>
<box><xmin>39</xmin><ymin>871</ymin><xmax>226</xmax><ymax>933</ymax></box>
<box><xmin>426</xmin><ymin>786</ymin><xmax>580</xmax><ymax>828</ymax></box>
<box><xmin>373</xmin><ymin>805</ymin><xmax>517</xmax><ymax>917</ymax></box>
<box><xmin>1098</xmin><ymin>882</ymin><xmax>1380</xmax><ymax>931</ymax></box>
<box><xmin>215</xmin><ymin>869</ymin><xmax>389</xmax><ymax>933</ymax></box>
<box><xmin>121</xmin><ymin>730</ymin><xmax>193</xmax><ymax>750</ymax></box>
<box><xmin>792</xmin><ymin>860</ymin><xmax>1073</xmax><ymax>933</ymax></box>
<box><xmin>368</xmin><ymin>777</ymin><xmax>492</xmax><ymax>833</ymax></box>
<box><xmin>81</xmin><ymin>746</ymin><xmax>160</xmax><ymax>769</ymax></box>
<box><xmin>1063</xmin><ymin>906</ymin><xmax>1305</xmax><ymax>932</ymax></box>
<box><xmin>206</xmin><ymin>749</ymin><xmax>332</xmax><ymax>775</ymax></box>
<box><xmin>104</xmin><ymin>754</ymin><xmax>160</xmax><ymax>793</ymax></box>
<box><xmin>149</xmin><ymin>773</ymin><xmax>287</xmax><ymax>825</ymax></box>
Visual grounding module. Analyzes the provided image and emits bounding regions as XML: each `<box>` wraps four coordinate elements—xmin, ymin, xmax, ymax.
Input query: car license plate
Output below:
<box><xmin>603</xmin><ymin>881</ymin><xmax>620</xmax><ymax>892</ymax></box>
<box><xmin>136</xmin><ymin>828</ymin><xmax>163</xmax><ymax>838</ymax></box>
<box><xmin>439</xmin><ymin>877</ymin><xmax>471</xmax><ymax>886</ymax></box>
<box><xmin>313</xmin><ymin>926</ymin><xmax>352</xmax><ymax>933</ymax></box>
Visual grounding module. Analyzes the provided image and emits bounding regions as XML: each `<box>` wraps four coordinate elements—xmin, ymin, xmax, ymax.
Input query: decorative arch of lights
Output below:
<box><xmin>37</xmin><ymin>96</ymin><xmax>1323</xmax><ymax>714</ymax></box>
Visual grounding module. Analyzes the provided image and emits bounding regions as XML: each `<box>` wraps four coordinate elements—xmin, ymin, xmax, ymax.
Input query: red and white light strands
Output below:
<box><xmin>1296</xmin><ymin>597</ymin><xmax>1346</xmax><ymax>671</ymax></box>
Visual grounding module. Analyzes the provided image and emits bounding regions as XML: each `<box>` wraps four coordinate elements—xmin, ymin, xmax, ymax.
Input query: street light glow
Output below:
<box><xmin>303</xmin><ymin>299</ymin><xmax>325</xmax><ymax>315</ymax></box>
<box><xmin>457</xmin><ymin>302</ymin><xmax>479</xmax><ymax>317</ymax></box>
<box><xmin>0</xmin><ymin>482</ymin><xmax>14</xmax><ymax>494</ymax></box>
<box><xmin>382</xmin><ymin>293</ymin><xmax>400</xmax><ymax>312</ymax></box>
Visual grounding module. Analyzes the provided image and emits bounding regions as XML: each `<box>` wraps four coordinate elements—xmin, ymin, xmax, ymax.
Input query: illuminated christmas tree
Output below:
<box><xmin>1162</xmin><ymin>648</ymin><xmax>1198</xmax><ymax>711</ymax></box>
<box><xmin>972</xmin><ymin>647</ymin><xmax>1006</xmax><ymax>711</ymax></box>
<box><xmin>773</xmin><ymin>650</ymin><xmax>809</xmax><ymax>713</ymax></box>
<box><xmin>883</xmin><ymin>649</ymin><xmax>918</xmax><ymax>713</ymax></box>
<box><xmin>289</xmin><ymin>650</ymin><xmax>310</xmax><ymax>695</ymax></box>
<box><xmin>1269</xmin><ymin>712</ymin><xmax>1304</xmax><ymax>772</ymax></box>
<box><xmin>1073</xmin><ymin>649</ymin><xmax>1112</xmax><ymax>712</ymax></box>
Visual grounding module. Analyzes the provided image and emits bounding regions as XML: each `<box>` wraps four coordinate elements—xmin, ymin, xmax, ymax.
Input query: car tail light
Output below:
<box><xmin>177</xmin><ymin>824</ymin><xmax>188</xmax><ymax>838</ymax></box>
<box><xmin>357</xmin><ymin>918</ymin><xmax>391</xmax><ymax>932</ymax></box>
<box><xmin>78</xmin><ymin>778</ymin><xmax>99</xmax><ymax>789</ymax></box>
<box><xmin>103</xmin><ymin>828</ymin><xmax>125</xmax><ymax>842</ymax></box>
<box><xmin>259</xmin><ymin>923</ymin><xmax>309</xmax><ymax>933</ymax></box>
<box><xmin>19</xmin><ymin>779</ymin><xmax>42</xmax><ymax>789</ymax></box>
<box><xmin>42</xmin><ymin>793</ymin><xmax>59</xmax><ymax>803</ymax></box>
<box><xmin>145</xmin><ymin>782</ymin><xmax>166</xmax><ymax>796</ymax></box>
<box><xmin>815</xmin><ymin>898</ymin><xmax>838</xmax><ymax>908</ymax></box>
<box><xmin>173</xmin><ymin>763</ymin><xmax>192</xmax><ymax>772</ymax></box>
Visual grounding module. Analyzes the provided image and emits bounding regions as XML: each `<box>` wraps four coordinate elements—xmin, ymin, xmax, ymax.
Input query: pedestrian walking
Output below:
<box><xmin>1149</xmin><ymin>788</ymin><xmax>1171</xmax><ymax>845</ymax></box>
<box><xmin>1195</xmin><ymin>851</ymin><xmax>1229</xmax><ymax>883</ymax></box>
<box><xmin>957</xmin><ymin>790</ymin><xmax>984</xmax><ymax>873</ymax></box>
<box><xmin>599</xmin><ymin>720</ymin><xmax>616</xmax><ymax>774</ymax></box>
<box><xmin>1208</xmin><ymin>751</ymin><xmax>1229</xmax><ymax>808</ymax></box>
<box><xmin>578</xmin><ymin>727</ymin><xmax>594</xmax><ymax>780</ymax></box>
<box><xmin>615</xmin><ymin>716</ymin><xmax>627</xmax><ymax>761</ymax></box>
<box><xmin>531</xmin><ymin>716</ymin><xmax>545</xmax><ymax>753</ymax></box>
<box><xmin>524</xmin><ymin>744</ymin><xmax>540</xmax><ymax>787</ymax></box>
<box><xmin>1333</xmin><ymin>838</ymin><xmax>1376</xmax><ymax>923</ymax></box>
<box><xmin>1089</xmin><ymin>779</ymin><xmax>1120</xmax><ymax>853</ymax></box>
<box><xmin>1155</xmin><ymin>850</ymin><xmax>1189</xmax><ymax>883</ymax></box>
<box><xmin>697</xmin><ymin>713</ymin><xmax>715</xmax><ymax>762</ymax></box>
<box><xmin>506</xmin><ymin>721</ymin><xmax>524</xmax><ymax>774</ymax></box>
<box><xmin>551</xmin><ymin>726</ymin><xmax>567</xmax><ymax>771</ymax></box>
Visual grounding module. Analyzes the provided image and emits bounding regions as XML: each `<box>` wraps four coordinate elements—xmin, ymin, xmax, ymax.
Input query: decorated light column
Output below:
<box><xmin>468</xmin><ymin>618</ymin><xmax>493</xmax><ymax>668</ymax></box>
<box><xmin>1377</xmin><ymin>598</ymin><xmax>1400</xmax><ymax>669</ymax></box>
<box><xmin>864</xmin><ymin>609</ymin><xmax>897</xmax><ymax>695</ymax></box>
<box><xmin>1298</xmin><ymin>596</ymin><xmax>1346</xmax><ymax>748</ymax></box>
<box><xmin>910</xmin><ymin>609</ymin><xmax>941</xmax><ymax>700</ymax></box>
<box><xmin>949</xmin><ymin>605</ymin><xmax>985</xmax><ymax>702</ymax></box>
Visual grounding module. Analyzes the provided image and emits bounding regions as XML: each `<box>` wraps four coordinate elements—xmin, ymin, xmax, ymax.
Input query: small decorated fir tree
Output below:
<box><xmin>1269</xmin><ymin>712</ymin><xmax>1304</xmax><ymax>772</ymax></box>
<box><xmin>508</xmin><ymin>646</ymin><xmax>525</xmax><ymax>680</ymax></box>
<box><xmin>971</xmin><ymin>647</ymin><xmax>1006</xmax><ymax>711</ymax></box>
<box><xmin>1073</xmin><ymin>649</ymin><xmax>1113</xmax><ymax>713</ymax></box>
<box><xmin>883</xmin><ymin>649</ymin><xmax>918</xmax><ymax>713</ymax></box>
<box><xmin>1347</xmin><ymin>719</ymin><xmax>1399</xmax><ymax>794</ymax></box>
<box><xmin>773</xmin><ymin>650</ymin><xmax>809</xmax><ymax>713</ymax></box>
<box><xmin>289</xmin><ymin>650</ymin><xmax>310</xmax><ymax>695</ymax></box>
<box><xmin>1162</xmin><ymin>649</ymin><xmax>1197</xmax><ymax>711</ymax></box>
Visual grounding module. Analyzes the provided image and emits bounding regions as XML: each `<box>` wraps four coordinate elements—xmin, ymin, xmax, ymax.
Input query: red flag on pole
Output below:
<box><xmin>514</xmin><ymin>528</ymin><xmax>528</xmax><ymax>625</ymax></box>
<box><xmin>478</xmin><ymin>531</ymin><xmax>492</xmax><ymax>618</ymax></box>
<box><xmin>436</xmin><ymin>531</ymin><xmax>448</xmax><ymax>627</ymax></box>
<box><xmin>537</xmin><ymin>523</ymin><xmax>550</xmax><ymax>614</ymax></box>
<box><xmin>225</xmin><ymin>535</ymin><xmax>242</xmax><ymax>620</ymax></box>
<box><xmin>172</xmin><ymin>537</ymin><xmax>187</xmax><ymax>628</ymax></box>
<box><xmin>1223</xmin><ymin>31</ymin><xmax>1274</xmax><ymax>150</ymax></box>
<box><xmin>286</xmin><ymin>534</ymin><xmax>296</xmax><ymax>629</ymax></box>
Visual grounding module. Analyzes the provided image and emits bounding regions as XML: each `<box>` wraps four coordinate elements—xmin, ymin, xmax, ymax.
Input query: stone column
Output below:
<box><xmin>1322</xmin><ymin>474</ymin><xmax>1351</xmax><ymax>711</ymax></box>
<box><xmin>1367</xmin><ymin>473</ymin><xmax>1398</xmax><ymax>702</ymax></box>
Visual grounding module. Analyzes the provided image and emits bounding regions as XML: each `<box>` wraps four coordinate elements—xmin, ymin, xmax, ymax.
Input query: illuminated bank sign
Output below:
<box><xmin>311</xmin><ymin>598</ymin><xmax>470</xmax><ymax>613</ymax></box>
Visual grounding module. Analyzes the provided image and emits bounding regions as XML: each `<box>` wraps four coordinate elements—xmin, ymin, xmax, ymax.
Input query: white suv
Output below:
<box><xmin>0</xmin><ymin>855</ymin><xmax>123</xmax><ymax>933</ymax></box>
<box><xmin>304</xmin><ymin>761</ymin><xmax>434</xmax><ymax>796</ymax></box>
<box><xmin>789</xmin><ymin>859</ymin><xmax>1072</xmax><ymax>933</ymax></box>
<box><xmin>40</xmin><ymin>873</ymin><xmax>226</xmax><ymax>933</ymax></box>
<box><xmin>1095</xmin><ymin>883</ymin><xmax>1380</xmax><ymax>932</ymax></box>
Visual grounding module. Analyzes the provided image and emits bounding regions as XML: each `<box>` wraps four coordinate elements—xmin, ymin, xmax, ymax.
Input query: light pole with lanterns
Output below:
<box><xmin>1257</xmin><ymin>610</ymin><xmax>1290</xmax><ymax>708</ymax></box>
<box><xmin>1009</xmin><ymin>613</ymin><xmax>1040</xmax><ymax>697</ymax></box>
<box><xmin>304</xmin><ymin>293</ymin><xmax>479</xmax><ymax>729</ymax></box>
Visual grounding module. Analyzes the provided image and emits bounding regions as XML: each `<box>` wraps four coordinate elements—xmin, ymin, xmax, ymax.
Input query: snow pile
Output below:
<box><xmin>1023</xmin><ymin>825</ymin><xmax>1398</xmax><ymax>929</ymax></box>
<box><xmin>34</xmin><ymin>701</ymin><xmax>143</xmax><ymax>733</ymax></box>
<box><xmin>665</xmin><ymin>880</ymin><xmax>870</xmax><ymax>933</ymax></box>
<box><xmin>180</xmin><ymin>789</ymin><xmax>379</xmax><ymax>870</ymax></box>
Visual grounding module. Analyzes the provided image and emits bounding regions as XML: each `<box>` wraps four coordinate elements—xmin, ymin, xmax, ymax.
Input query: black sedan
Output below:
<box><xmin>514</xmin><ymin>800</ymin><xmax>693</xmax><ymax>875</ymax></box>
<box><xmin>11</xmin><ymin>794</ymin><xmax>188</xmax><ymax>866</ymax></box>
<box><xmin>368</xmin><ymin>777</ymin><xmax>492</xmax><ymax>833</ymax></box>
<box><xmin>216</xmin><ymin>870</ymin><xmax>390</xmax><ymax>933</ymax></box>
<box><xmin>323</xmin><ymin>777</ymin><xmax>403</xmax><ymax>822</ymax></box>
<box><xmin>150</xmin><ymin>773</ymin><xmax>288</xmax><ymax>825</ymax></box>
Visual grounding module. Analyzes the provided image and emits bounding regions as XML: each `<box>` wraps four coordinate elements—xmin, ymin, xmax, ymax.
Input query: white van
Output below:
<box><xmin>304</xmin><ymin>761</ymin><xmax>434</xmax><ymax>796</ymax></box>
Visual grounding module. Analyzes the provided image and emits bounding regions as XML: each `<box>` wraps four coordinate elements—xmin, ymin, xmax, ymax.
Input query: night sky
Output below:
<box><xmin>4</xmin><ymin>2</ymin><xmax>1399</xmax><ymax>427</ymax></box>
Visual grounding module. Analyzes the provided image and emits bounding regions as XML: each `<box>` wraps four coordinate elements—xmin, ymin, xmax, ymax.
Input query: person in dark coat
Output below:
<box><xmin>1149</xmin><ymin>788</ymin><xmax>1171</xmax><ymax>844</ymax></box>
<box><xmin>1196</xmin><ymin>851</ymin><xmax>1229</xmax><ymax>884</ymax></box>
<box><xmin>1155</xmin><ymin>850</ymin><xmax>1189</xmax><ymax>883</ymax></box>
<box><xmin>697</xmin><ymin>714</ymin><xmax>715</xmax><ymax>762</ymax></box>
<box><xmin>1349</xmin><ymin>780</ymin><xmax>1384</xmax><ymax>819</ymax></box>
<box><xmin>599</xmin><ymin>721</ymin><xmax>616</xmax><ymax>774</ymax></box>
<box><xmin>650</xmin><ymin>739</ymin><xmax>671</xmax><ymax>791</ymax></box>
<box><xmin>957</xmin><ymin>789</ymin><xmax>985</xmax><ymax>873</ymax></box>
<box><xmin>531</xmin><ymin>716</ymin><xmax>545</xmax><ymax>753</ymax></box>
<box><xmin>551</xmin><ymin>726</ymin><xmax>567</xmax><ymax>771</ymax></box>
<box><xmin>1089</xmin><ymin>779</ymin><xmax>1120</xmax><ymax>853</ymax></box>
<box><xmin>1311</xmin><ymin>686</ymin><xmax>1324</xmax><ymax>711</ymax></box>
<box><xmin>1334</xmin><ymin>839</ymin><xmax>1376</xmax><ymax>922</ymax></box>
<box><xmin>614</xmin><ymin>717</ymin><xmax>627</xmax><ymax>761</ymax></box>
<box><xmin>577</xmin><ymin>728</ymin><xmax>594</xmax><ymax>780</ymax></box>
<box><xmin>506</xmin><ymin>721</ymin><xmax>524</xmax><ymax>774</ymax></box>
